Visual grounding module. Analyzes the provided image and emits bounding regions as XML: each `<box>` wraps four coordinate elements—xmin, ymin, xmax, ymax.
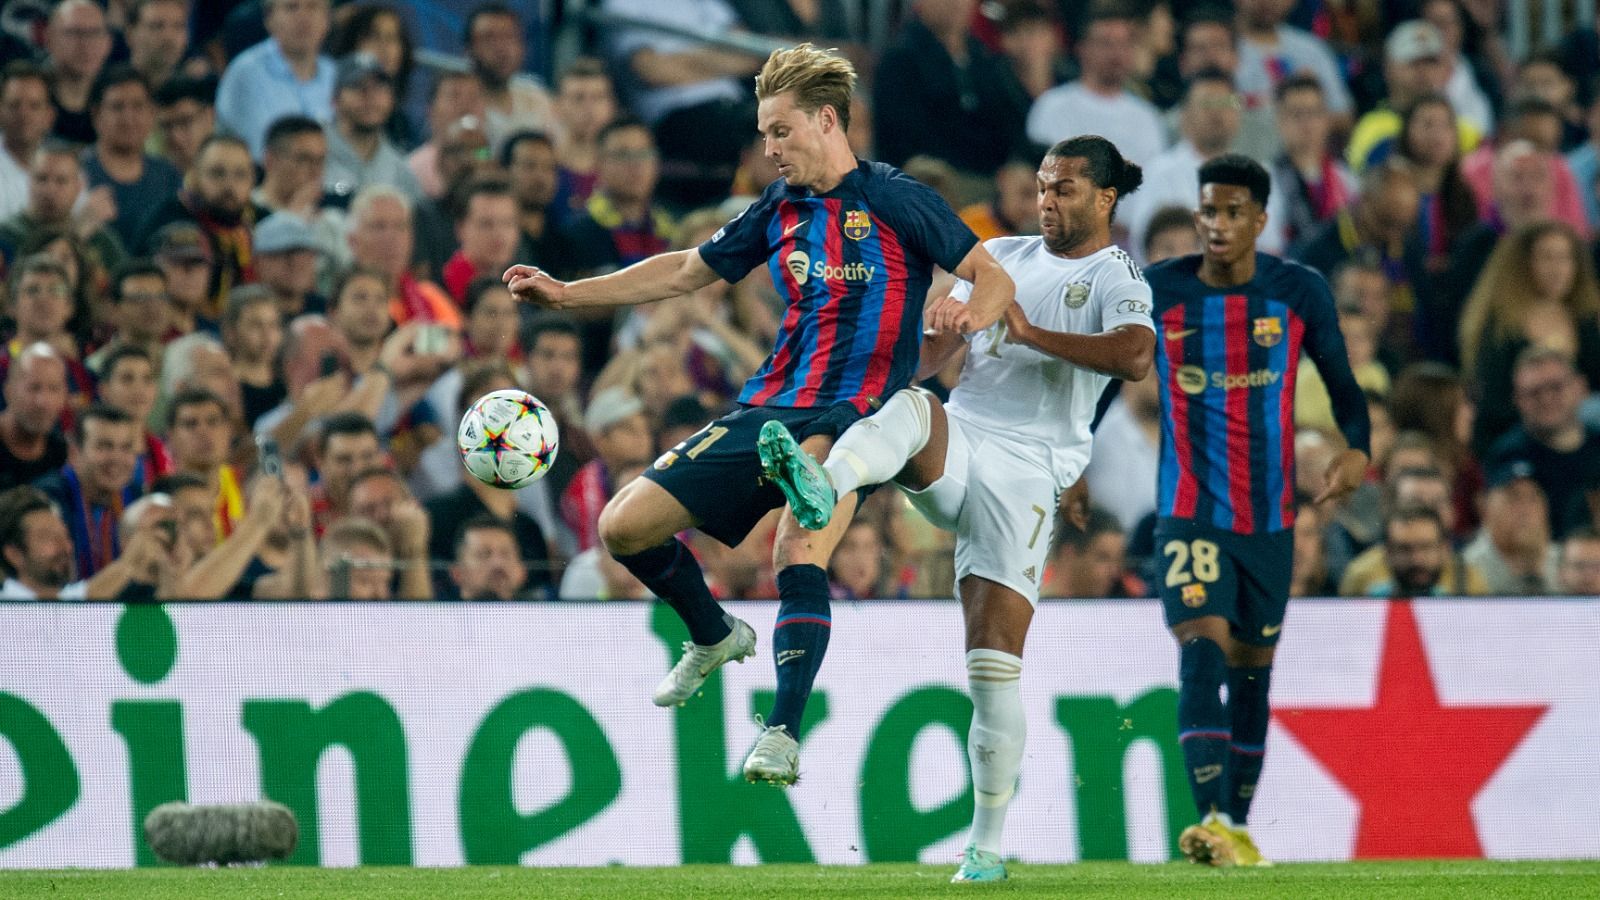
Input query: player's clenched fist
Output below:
<box><xmin>502</xmin><ymin>265</ymin><xmax>570</xmax><ymax>308</ymax></box>
<box><xmin>923</xmin><ymin>295</ymin><xmax>975</xmax><ymax>335</ymax></box>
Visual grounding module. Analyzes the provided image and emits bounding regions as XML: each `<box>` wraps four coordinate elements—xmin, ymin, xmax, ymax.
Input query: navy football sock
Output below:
<box><xmin>1224</xmin><ymin>665</ymin><xmax>1272</xmax><ymax>825</ymax></box>
<box><xmin>766</xmin><ymin>564</ymin><xmax>832</xmax><ymax>738</ymax></box>
<box><xmin>614</xmin><ymin>540</ymin><xmax>732</xmax><ymax>646</ymax></box>
<box><xmin>1177</xmin><ymin>638</ymin><xmax>1230</xmax><ymax>819</ymax></box>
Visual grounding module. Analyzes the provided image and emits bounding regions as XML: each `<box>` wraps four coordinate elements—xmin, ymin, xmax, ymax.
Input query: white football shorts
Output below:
<box><xmin>898</xmin><ymin>409</ymin><xmax>1062</xmax><ymax>606</ymax></box>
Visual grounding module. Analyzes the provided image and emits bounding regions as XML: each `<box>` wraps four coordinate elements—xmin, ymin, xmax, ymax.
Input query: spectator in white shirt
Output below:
<box><xmin>465</xmin><ymin>4</ymin><xmax>558</xmax><ymax>152</ymax></box>
<box><xmin>1420</xmin><ymin>0</ymin><xmax>1495</xmax><ymax>137</ymax></box>
<box><xmin>1084</xmin><ymin>367</ymin><xmax>1160</xmax><ymax>533</ymax></box>
<box><xmin>1125</xmin><ymin>70</ymin><xmax>1286</xmax><ymax>262</ymax></box>
<box><xmin>1026</xmin><ymin>10</ymin><xmax>1168</xmax><ymax>167</ymax></box>
<box><xmin>1462</xmin><ymin>462</ymin><xmax>1560</xmax><ymax>595</ymax></box>
<box><xmin>0</xmin><ymin>63</ymin><xmax>56</xmax><ymax>222</ymax></box>
<box><xmin>558</xmin><ymin>466</ymin><xmax>650</xmax><ymax>600</ymax></box>
<box><xmin>1170</xmin><ymin>9</ymin><xmax>1279</xmax><ymax>163</ymax></box>
<box><xmin>1233</xmin><ymin>0</ymin><xmax>1353</xmax><ymax>132</ymax></box>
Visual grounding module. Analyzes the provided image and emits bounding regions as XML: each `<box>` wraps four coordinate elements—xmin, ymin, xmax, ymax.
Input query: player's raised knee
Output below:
<box><xmin>600</xmin><ymin>477</ymin><xmax>695</xmax><ymax>556</ymax></box>
<box><xmin>599</xmin><ymin>489</ymin><xmax>652</xmax><ymax>557</ymax></box>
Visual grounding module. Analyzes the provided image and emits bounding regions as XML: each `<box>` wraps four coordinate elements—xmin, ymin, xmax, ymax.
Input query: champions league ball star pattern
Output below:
<box><xmin>458</xmin><ymin>389</ymin><xmax>560</xmax><ymax>489</ymax></box>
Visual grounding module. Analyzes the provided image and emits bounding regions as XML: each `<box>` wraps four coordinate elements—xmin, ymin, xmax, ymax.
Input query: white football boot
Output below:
<box><xmin>652</xmin><ymin>618</ymin><xmax>757</xmax><ymax>707</ymax></box>
<box><xmin>742</xmin><ymin>718</ymin><xmax>800</xmax><ymax>785</ymax></box>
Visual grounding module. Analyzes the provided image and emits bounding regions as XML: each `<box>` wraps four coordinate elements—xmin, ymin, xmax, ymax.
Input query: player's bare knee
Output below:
<box><xmin>599</xmin><ymin>493</ymin><xmax>653</xmax><ymax>557</ymax></box>
<box><xmin>596</xmin><ymin>502</ymin><xmax>634</xmax><ymax>556</ymax></box>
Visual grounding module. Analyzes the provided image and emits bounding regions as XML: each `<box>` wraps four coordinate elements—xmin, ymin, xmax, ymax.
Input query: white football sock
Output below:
<box><xmin>966</xmin><ymin>648</ymin><xmax>1025</xmax><ymax>856</ymax></box>
<box><xmin>823</xmin><ymin>388</ymin><xmax>932</xmax><ymax>497</ymax></box>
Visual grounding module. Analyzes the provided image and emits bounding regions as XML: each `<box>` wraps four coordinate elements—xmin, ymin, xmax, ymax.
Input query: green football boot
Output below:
<box><xmin>757</xmin><ymin>420</ymin><xmax>836</xmax><ymax>530</ymax></box>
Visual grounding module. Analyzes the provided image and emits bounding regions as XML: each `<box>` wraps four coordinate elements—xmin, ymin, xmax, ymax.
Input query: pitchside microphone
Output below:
<box><xmin>143</xmin><ymin>801</ymin><xmax>298</xmax><ymax>866</ymax></box>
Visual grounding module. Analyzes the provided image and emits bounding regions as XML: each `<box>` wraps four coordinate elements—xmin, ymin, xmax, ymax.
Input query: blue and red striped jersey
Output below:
<box><xmin>698</xmin><ymin>160</ymin><xmax>977</xmax><ymax>413</ymax></box>
<box><xmin>1147</xmin><ymin>254</ymin><xmax>1371</xmax><ymax>534</ymax></box>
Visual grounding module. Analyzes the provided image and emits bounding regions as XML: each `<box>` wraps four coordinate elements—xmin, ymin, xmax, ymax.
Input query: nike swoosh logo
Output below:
<box><xmin>1165</xmin><ymin>328</ymin><xmax>1198</xmax><ymax>341</ymax></box>
<box><xmin>1261</xmin><ymin>623</ymin><xmax>1282</xmax><ymax>637</ymax></box>
<box><xmin>782</xmin><ymin>220</ymin><xmax>810</xmax><ymax>239</ymax></box>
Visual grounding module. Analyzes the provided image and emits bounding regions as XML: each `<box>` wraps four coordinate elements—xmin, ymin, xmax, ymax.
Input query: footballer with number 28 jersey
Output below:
<box><xmin>1147</xmin><ymin>252</ymin><xmax>1369</xmax><ymax>535</ymax></box>
<box><xmin>1143</xmin><ymin>155</ymin><xmax>1369</xmax><ymax>871</ymax></box>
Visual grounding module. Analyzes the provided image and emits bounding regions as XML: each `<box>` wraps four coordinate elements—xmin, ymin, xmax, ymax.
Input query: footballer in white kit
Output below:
<box><xmin>925</xmin><ymin>237</ymin><xmax>1154</xmax><ymax>601</ymax></box>
<box><xmin>757</xmin><ymin>136</ymin><xmax>1157</xmax><ymax>883</ymax></box>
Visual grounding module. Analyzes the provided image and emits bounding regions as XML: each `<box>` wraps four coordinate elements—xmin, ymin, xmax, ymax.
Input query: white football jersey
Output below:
<box><xmin>947</xmin><ymin>237</ymin><xmax>1155</xmax><ymax>485</ymax></box>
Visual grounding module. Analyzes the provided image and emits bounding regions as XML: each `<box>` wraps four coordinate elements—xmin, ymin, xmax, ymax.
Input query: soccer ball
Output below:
<box><xmin>458</xmin><ymin>389</ymin><xmax>560</xmax><ymax>489</ymax></box>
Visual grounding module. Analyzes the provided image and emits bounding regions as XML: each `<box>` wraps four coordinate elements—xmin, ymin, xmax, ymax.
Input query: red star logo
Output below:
<box><xmin>1273</xmin><ymin>602</ymin><xmax>1547</xmax><ymax>858</ymax></box>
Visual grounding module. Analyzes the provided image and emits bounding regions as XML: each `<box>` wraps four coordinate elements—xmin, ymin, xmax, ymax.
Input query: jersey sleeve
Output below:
<box><xmin>696</xmin><ymin>190</ymin><xmax>774</xmax><ymax>285</ymax></box>
<box><xmin>1295</xmin><ymin>267</ymin><xmax>1372</xmax><ymax>455</ymax></box>
<box><xmin>1099</xmin><ymin>253</ymin><xmax>1157</xmax><ymax>333</ymax></box>
<box><xmin>875</xmin><ymin>173</ymin><xmax>979</xmax><ymax>273</ymax></box>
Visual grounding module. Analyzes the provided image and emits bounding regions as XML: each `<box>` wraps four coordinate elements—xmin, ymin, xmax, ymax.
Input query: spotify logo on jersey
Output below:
<box><xmin>1176</xmin><ymin>365</ymin><xmax>1283</xmax><ymax>394</ymax></box>
<box><xmin>786</xmin><ymin>250</ymin><xmax>811</xmax><ymax>285</ymax></box>
<box><xmin>784</xmin><ymin>250</ymin><xmax>876</xmax><ymax>285</ymax></box>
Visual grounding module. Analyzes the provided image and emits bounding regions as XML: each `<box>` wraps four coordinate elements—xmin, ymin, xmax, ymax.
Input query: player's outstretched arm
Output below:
<box><xmin>504</xmin><ymin>249</ymin><xmax>722</xmax><ymax>311</ymax></box>
<box><xmin>1005</xmin><ymin>303</ymin><xmax>1156</xmax><ymax>381</ymax></box>
<box><xmin>948</xmin><ymin>244</ymin><xmax>1015</xmax><ymax>334</ymax></box>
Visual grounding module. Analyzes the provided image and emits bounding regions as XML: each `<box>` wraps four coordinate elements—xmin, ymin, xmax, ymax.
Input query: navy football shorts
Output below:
<box><xmin>642</xmin><ymin>400</ymin><xmax>868</xmax><ymax>547</ymax></box>
<box><xmin>1154</xmin><ymin>517</ymin><xmax>1294</xmax><ymax>647</ymax></box>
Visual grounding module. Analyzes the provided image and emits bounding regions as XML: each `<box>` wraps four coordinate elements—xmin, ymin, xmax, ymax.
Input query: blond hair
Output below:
<box><xmin>1458</xmin><ymin>221</ymin><xmax>1600</xmax><ymax>371</ymax></box>
<box><xmin>754</xmin><ymin>43</ymin><xmax>856</xmax><ymax>130</ymax></box>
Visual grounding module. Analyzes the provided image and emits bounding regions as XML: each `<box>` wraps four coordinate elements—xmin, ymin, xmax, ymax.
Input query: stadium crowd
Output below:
<box><xmin>0</xmin><ymin>0</ymin><xmax>1597</xmax><ymax>601</ymax></box>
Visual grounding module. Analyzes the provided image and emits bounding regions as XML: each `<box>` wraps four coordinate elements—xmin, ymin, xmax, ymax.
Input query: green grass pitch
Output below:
<box><xmin>3</xmin><ymin>861</ymin><xmax>1597</xmax><ymax>899</ymax></box>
